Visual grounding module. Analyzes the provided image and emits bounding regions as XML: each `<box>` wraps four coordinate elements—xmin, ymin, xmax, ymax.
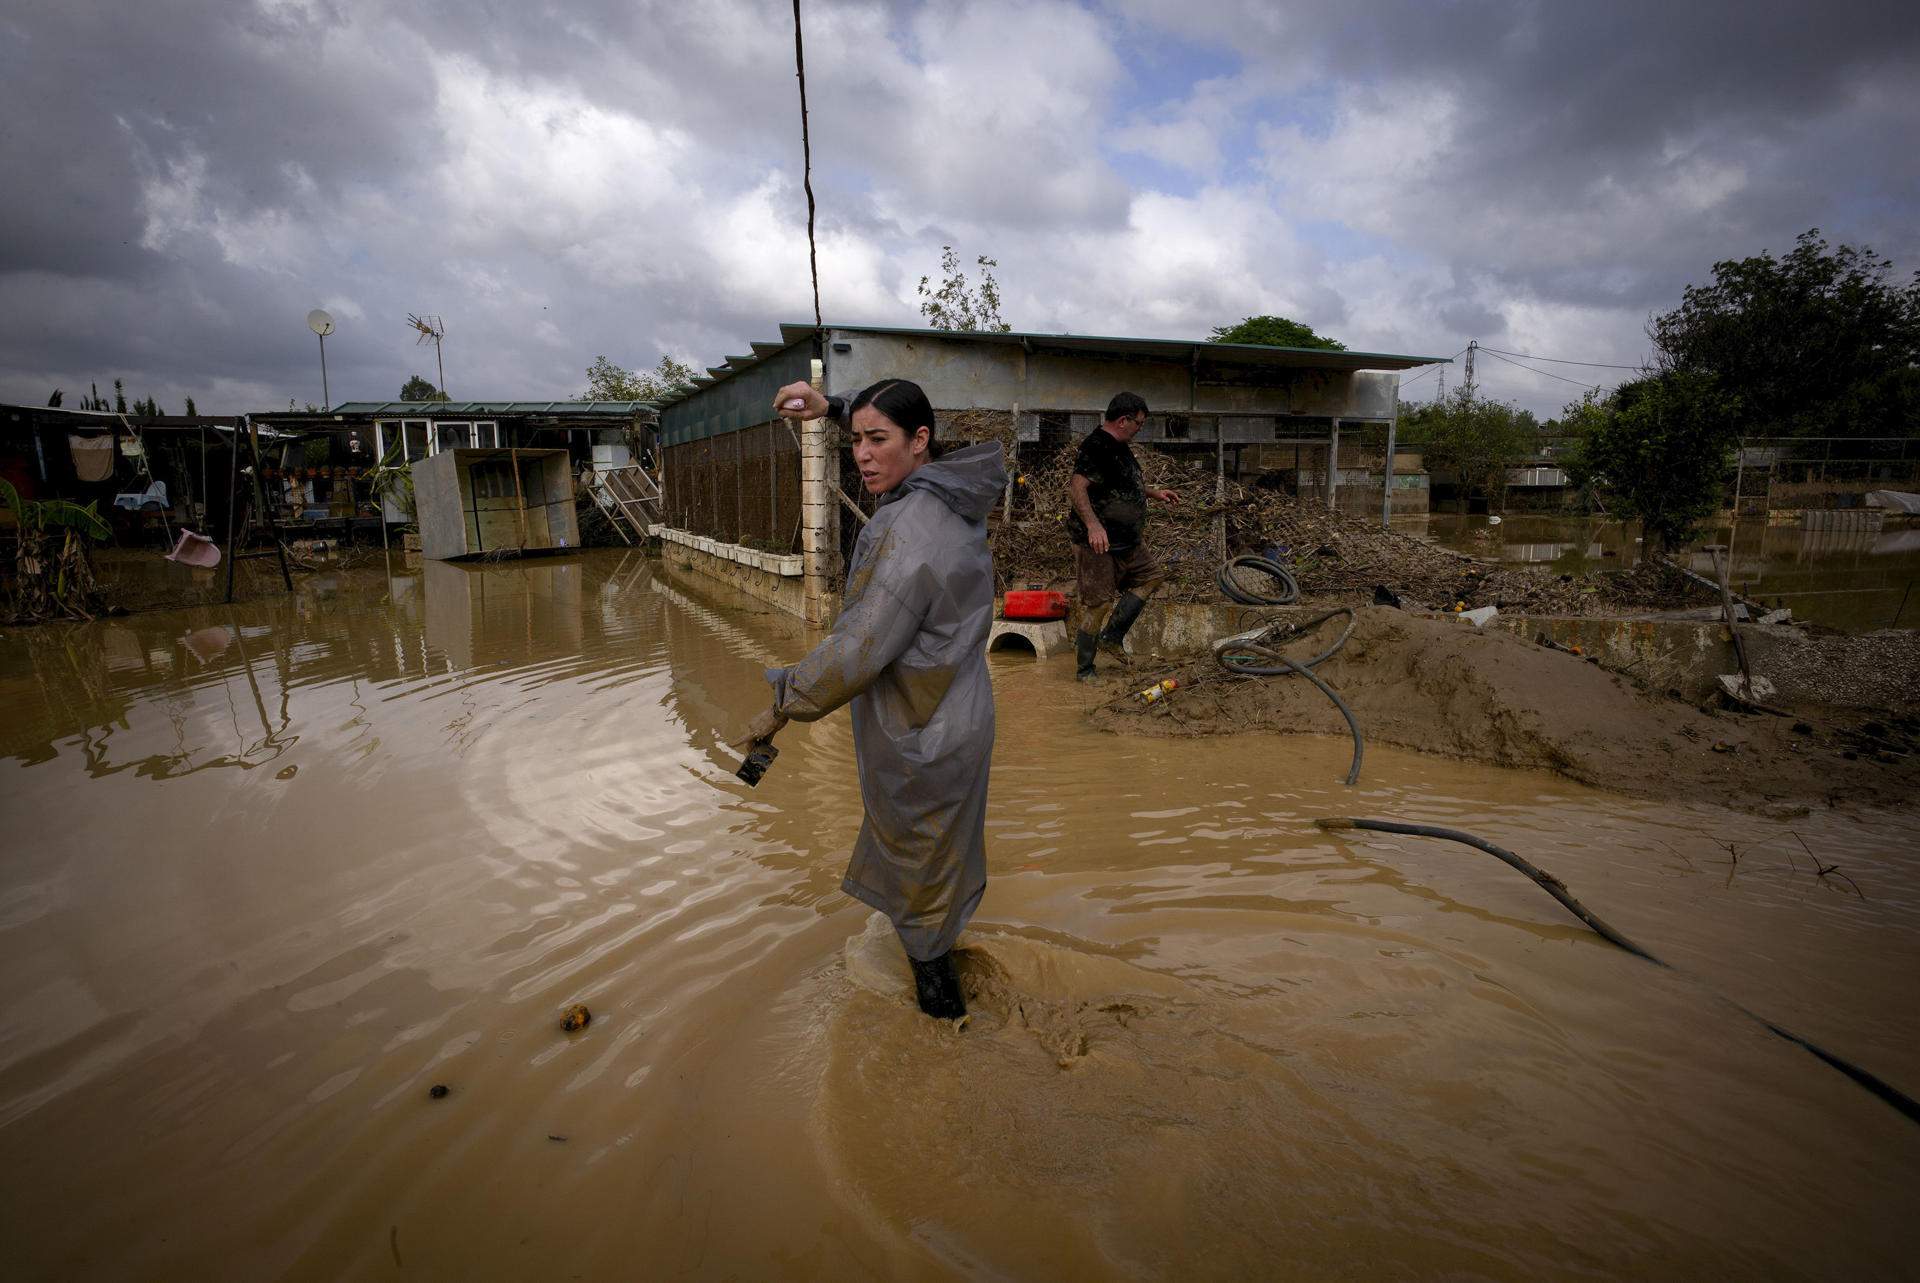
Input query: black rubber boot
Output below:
<box><xmin>1074</xmin><ymin>630</ymin><xmax>1099</xmax><ymax>681</ymax></box>
<box><xmin>909</xmin><ymin>952</ymin><xmax>967</xmax><ymax>1021</ymax></box>
<box><xmin>1099</xmin><ymin>591</ymin><xmax>1147</xmax><ymax>658</ymax></box>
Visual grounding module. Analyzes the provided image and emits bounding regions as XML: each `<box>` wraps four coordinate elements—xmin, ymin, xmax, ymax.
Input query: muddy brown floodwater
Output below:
<box><xmin>2</xmin><ymin>549</ymin><xmax>1917</xmax><ymax>1280</ymax></box>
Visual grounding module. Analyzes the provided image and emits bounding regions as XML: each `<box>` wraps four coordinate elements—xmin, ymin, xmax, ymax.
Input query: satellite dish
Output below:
<box><xmin>306</xmin><ymin>309</ymin><xmax>335</xmax><ymax>337</ymax></box>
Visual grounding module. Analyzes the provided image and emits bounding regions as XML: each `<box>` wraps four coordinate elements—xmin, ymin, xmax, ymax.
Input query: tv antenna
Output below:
<box><xmin>306</xmin><ymin>308</ymin><xmax>335</xmax><ymax>408</ymax></box>
<box><xmin>407</xmin><ymin>313</ymin><xmax>447</xmax><ymax>398</ymax></box>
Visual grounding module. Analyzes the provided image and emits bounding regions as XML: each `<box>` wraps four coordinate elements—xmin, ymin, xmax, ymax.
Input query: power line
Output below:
<box><xmin>792</xmin><ymin>0</ymin><xmax>821</xmax><ymax>329</ymax></box>
<box><xmin>1477</xmin><ymin>346</ymin><xmax>1613</xmax><ymax>391</ymax></box>
<box><xmin>1478</xmin><ymin>345</ymin><xmax>1643</xmax><ymax>371</ymax></box>
<box><xmin>1397</xmin><ymin>346</ymin><xmax>1467</xmax><ymax>391</ymax></box>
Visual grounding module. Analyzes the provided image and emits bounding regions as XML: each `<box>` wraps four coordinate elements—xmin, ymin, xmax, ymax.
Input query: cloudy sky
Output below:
<box><xmin>3</xmin><ymin>0</ymin><xmax>1916</xmax><ymax>418</ymax></box>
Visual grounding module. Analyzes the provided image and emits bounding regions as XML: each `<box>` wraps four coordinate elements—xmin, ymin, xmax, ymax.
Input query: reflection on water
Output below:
<box><xmin>1402</xmin><ymin>512</ymin><xmax>1920</xmax><ymax>630</ymax></box>
<box><xmin>0</xmin><ymin>549</ymin><xmax>1916</xmax><ymax>1279</ymax></box>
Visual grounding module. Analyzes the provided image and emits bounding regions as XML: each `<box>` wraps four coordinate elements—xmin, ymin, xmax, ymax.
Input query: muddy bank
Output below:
<box><xmin>1090</xmin><ymin>606</ymin><xmax>1919</xmax><ymax>811</ymax></box>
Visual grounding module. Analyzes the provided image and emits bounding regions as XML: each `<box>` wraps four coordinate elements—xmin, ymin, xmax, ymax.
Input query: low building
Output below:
<box><xmin>648</xmin><ymin>322</ymin><xmax>1448</xmax><ymax>621</ymax></box>
<box><xmin>249</xmin><ymin>399</ymin><xmax>656</xmax><ymax>531</ymax></box>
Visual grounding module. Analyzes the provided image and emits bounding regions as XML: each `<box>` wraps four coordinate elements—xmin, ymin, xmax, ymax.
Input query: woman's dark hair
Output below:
<box><xmin>849</xmin><ymin>379</ymin><xmax>938</xmax><ymax>452</ymax></box>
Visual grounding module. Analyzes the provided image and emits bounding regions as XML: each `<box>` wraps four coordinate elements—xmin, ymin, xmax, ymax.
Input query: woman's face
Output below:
<box><xmin>851</xmin><ymin>405</ymin><xmax>930</xmax><ymax>494</ymax></box>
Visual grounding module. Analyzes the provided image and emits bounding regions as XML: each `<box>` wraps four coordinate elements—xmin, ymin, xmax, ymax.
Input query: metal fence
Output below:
<box><xmin>660</xmin><ymin>420</ymin><xmax>801</xmax><ymax>551</ymax></box>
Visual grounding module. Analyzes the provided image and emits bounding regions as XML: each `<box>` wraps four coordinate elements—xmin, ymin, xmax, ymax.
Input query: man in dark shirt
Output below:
<box><xmin>1067</xmin><ymin>392</ymin><xmax>1180</xmax><ymax>681</ymax></box>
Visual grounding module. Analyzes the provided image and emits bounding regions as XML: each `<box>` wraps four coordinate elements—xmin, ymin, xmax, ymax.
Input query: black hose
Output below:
<box><xmin>1214</xmin><ymin>607</ymin><xmax>1362</xmax><ymax>785</ymax></box>
<box><xmin>1217</xmin><ymin>555</ymin><xmax>1299</xmax><ymax>605</ymax></box>
<box><xmin>1317</xmin><ymin>816</ymin><xmax>1920</xmax><ymax>1128</ymax></box>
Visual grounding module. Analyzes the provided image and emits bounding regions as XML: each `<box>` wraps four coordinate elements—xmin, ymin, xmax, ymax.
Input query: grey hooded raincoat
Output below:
<box><xmin>765</xmin><ymin>438</ymin><xmax>1007</xmax><ymax>961</ymax></box>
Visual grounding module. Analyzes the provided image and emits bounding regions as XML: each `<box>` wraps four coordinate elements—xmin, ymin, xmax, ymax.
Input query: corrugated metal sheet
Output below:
<box><xmin>658</xmin><ymin>338</ymin><xmax>816</xmax><ymax>446</ymax></box>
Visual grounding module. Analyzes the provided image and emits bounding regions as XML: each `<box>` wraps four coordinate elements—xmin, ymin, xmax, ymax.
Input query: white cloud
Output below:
<box><xmin>6</xmin><ymin>0</ymin><xmax>1916</xmax><ymax>419</ymax></box>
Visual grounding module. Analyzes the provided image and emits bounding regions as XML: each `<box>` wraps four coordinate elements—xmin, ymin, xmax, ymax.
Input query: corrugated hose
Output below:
<box><xmin>1317</xmin><ymin>816</ymin><xmax>1920</xmax><ymax>1128</ymax></box>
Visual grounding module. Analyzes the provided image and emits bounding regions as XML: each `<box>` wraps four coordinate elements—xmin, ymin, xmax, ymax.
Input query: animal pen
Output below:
<box><xmin>412</xmin><ymin>447</ymin><xmax>579</xmax><ymax>560</ymax></box>
<box><xmin>651</xmin><ymin>323</ymin><xmax>1448</xmax><ymax>622</ymax></box>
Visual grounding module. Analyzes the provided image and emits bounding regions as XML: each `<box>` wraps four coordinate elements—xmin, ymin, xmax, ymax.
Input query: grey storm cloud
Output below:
<box><xmin>1</xmin><ymin>0</ymin><xmax>1915</xmax><ymax>417</ymax></box>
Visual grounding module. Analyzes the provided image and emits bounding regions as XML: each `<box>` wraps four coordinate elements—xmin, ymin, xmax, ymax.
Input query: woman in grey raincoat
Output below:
<box><xmin>737</xmin><ymin>378</ymin><xmax>1006</xmax><ymax>1020</ymax></box>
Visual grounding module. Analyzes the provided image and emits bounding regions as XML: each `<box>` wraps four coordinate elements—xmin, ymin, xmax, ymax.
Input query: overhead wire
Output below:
<box><xmin>1397</xmin><ymin>345</ymin><xmax>1467</xmax><ymax>392</ymax></box>
<box><xmin>1478</xmin><ymin>346</ymin><xmax>1615</xmax><ymax>392</ymax></box>
<box><xmin>791</xmin><ymin>0</ymin><xmax>821</xmax><ymax>328</ymax></box>
<box><xmin>1478</xmin><ymin>346</ymin><xmax>1643</xmax><ymax>371</ymax></box>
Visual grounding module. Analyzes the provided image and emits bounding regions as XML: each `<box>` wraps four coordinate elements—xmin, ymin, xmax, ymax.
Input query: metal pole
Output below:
<box><xmin>1327</xmin><ymin>419</ymin><xmax>1341</xmax><ymax>512</ymax></box>
<box><xmin>1705</xmin><ymin>544</ymin><xmax>1754</xmax><ymax>699</ymax></box>
<box><xmin>1214</xmin><ymin>431</ymin><xmax>1226</xmax><ymax>563</ymax></box>
<box><xmin>223</xmin><ymin>422</ymin><xmax>241</xmax><ymax>603</ymax></box>
<box><xmin>1382</xmin><ymin>389</ymin><xmax>1400</xmax><ymax>531</ymax></box>
<box><xmin>317</xmin><ymin>333</ymin><xmax>330</xmax><ymax>409</ymax></box>
<box><xmin>435</xmin><ymin>338</ymin><xmax>446</xmax><ymax>400</ymax></box>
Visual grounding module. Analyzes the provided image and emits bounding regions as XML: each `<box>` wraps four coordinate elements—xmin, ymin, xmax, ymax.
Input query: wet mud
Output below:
<box><xmin>1</xmin><ymin>551</ymin><xmax>1917</xmax><ymax>1279</ymax></box>
<box><xmin>1091</xmin><ymin>606</ymin><xmax>1920</xmax><ymax>812</ymax></box>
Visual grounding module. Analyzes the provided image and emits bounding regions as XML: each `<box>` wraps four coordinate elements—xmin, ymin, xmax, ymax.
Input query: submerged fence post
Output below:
<box><xmin>799</xmin><ymin>357</ymin><xmax>835</xmax><ymax>626</ymax></box>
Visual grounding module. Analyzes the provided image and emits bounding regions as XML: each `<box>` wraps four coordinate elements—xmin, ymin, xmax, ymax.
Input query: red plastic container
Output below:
<box><xmin>1002</xmin><ymin>590</ymin><xmax>1068</xmax><ymax>621</ymax></box>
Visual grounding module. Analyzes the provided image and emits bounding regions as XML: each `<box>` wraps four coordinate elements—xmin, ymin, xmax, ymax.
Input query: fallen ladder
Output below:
<box><xmin>596</xmin><ymin>463</ymin><xmax>663</xmax><ymax>542</ymax></box>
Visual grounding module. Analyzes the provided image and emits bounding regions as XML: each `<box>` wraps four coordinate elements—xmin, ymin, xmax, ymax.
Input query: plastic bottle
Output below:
<box><xmin>1137</xmin><ymin>678</ymin><xmax>1178</xmax><ymax>704</ymax></box>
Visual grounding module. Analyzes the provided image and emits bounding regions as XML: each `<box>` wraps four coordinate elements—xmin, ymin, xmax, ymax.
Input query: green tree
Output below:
<box><xmin>581</xmin><ymin>354</ymin><xmax>698</xmax><ymax>402</ymax></box>
<box><xmin>184</xmin><ymin>396</ymin><xmax>197</xmax><ymax>416</ymax></box>
<box><xmin>917</xmin><ymin>246</ymin><xmax>1012</xmax><ymax>332</ymax></box>
<box><xmin>400</xmin><ymin>374</ymin><xmax>449</xmax><ymax>402</ymax></box>
<box><xmin>1399</xmin><ymin>388</ymin><xmax>1539</xmax><ymax>506</ymax></box>
<box><xmin>46</xmin><ymin>389</ymin><xmax>63</xmax><ymax>407</ymax></box>
<box><xmin>1208</xmin><ymin>315</ymin><xmax>1346</xmax><ymax>350</ymax></box>
<box><xmin>1652</xmin><ymin>228</ymin><xmax>1920</xmax><ymax>438</ymax></box>
<box><xmin>113</xmin><ymin>379</ymin><xmax>127</xmax><ymax>413</ymax></box>
<box><xmin>1561</xmin><ymin>371</ymin><xmax>1738</xmax><ymax>551</ymax></box>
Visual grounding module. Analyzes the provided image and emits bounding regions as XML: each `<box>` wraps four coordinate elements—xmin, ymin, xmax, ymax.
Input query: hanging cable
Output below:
<box><xmin>1478</xmin><ymin>346</ymin><xmax>1616</xmax><ymax>391</ymax></box>
<box><xmin>1478</xmin><ymin>346</ymin><xmax>1644</xmax><ymax>371</ymax></box>
<box><xmin>1398</xmin><ymin>346</ymin><xmax>1467</xmax><ymax>392</ymax></box>
<box><xmin>791</xmin><ymin>0</ymin><xmax>822</xmax><ymax>329</ymax></box>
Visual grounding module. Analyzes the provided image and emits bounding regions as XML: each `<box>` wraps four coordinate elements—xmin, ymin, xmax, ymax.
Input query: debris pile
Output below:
<box><xmin>990</xmin><ymin>443</ymin><xmax>1718</xmax><ymax>614</ymax></box>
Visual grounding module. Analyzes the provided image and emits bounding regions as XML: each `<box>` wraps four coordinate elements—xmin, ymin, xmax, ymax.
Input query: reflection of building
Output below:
<box><xmin>423</xmin><ymin>558</ymin><xmax>584</xmax><ymax>670</ymax></box>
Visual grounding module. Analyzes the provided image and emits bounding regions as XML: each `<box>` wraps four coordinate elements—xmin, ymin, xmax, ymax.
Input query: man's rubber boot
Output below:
<box><xmin>1074</xmin><ymin>630</ymin><xmax>1099</xmax><ymax>682</ymax></box>
<box><xmin>909</xmin><ymin>952</ymin><xmax>967</xmax><ymax>1021</ymax></box>
<box><xmin>1099</xmin><ymin>591</ymin><xmax>1147</xmax><ymax>658</ymax></box>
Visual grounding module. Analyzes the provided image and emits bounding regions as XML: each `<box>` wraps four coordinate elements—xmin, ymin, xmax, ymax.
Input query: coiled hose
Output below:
<box><xmin>1317</xmin><ymin>816</ymin><xmax>1920</xmax><ymax>1128</ymax></box>
<box><xmin>1213</xmin><ymin>607</ymin><xmax>1363</xmax><ymax>786</ymax></box>
<box><xmin>1217</xmin><ymin>554</ymin><xmax>1299</xmax><ymax>605</ymax></box>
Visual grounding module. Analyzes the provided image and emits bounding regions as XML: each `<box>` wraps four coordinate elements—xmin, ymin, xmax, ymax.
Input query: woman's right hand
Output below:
<box><xmin>773</xmin><ymin>383</ymin><xmax>828</xmax><ymax>420</ymax></box>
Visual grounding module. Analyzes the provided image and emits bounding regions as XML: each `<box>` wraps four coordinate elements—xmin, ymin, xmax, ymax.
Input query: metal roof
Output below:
<box><xmin>318</xmin><ymin>400</ymin><xmax>654</xmax><ymax>415</ymax></box>
<box><xmin>650</xmin><ymin>323</ymin><xmax>1451</xmax><ymax>410</ymax></box>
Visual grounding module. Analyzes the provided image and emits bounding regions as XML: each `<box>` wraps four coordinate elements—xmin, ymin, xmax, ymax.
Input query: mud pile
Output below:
<box><xmin>1089</xmin><ymin>606</ymin><xmax>1918</xmax><ymax>811</ymax></box>
<box><xmin>991</xmin><ymin>443</ymin><xmax>1717</xmax><ymax>614</ymax></box>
